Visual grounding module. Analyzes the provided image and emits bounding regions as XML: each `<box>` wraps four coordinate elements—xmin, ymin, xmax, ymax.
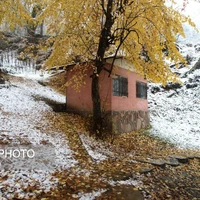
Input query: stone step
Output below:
<box><xmin>169</xmin><ymin>155</ymin><xmax>189</xmax><ymax>164</ymax></box>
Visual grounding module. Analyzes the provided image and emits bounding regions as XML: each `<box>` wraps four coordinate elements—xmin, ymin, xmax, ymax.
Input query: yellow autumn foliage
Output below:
<box><xmin>0</xmin><ymin>0</ymin><xmax>197</xmax><ymax>85</ymax></box>
<box><xmin>38</xmin><ymin>0</ymin><xmax>196</xmax><ymax>85</ymax></box>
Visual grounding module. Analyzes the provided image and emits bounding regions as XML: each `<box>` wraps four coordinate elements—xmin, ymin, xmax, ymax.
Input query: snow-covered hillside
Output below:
<box><xmin>148</xmin><ymin>0</ymin><xmax>200</xmax><ymax>149</ymax></box>
<box><xmin>175</xmin><ymin>0</ymin><xmax>200</xmax><ymax>44</ymax></box>
<box><xmin>148</xmin><ymin>68</ymin><xmax>200</xmax><ymax>149</ymax></box>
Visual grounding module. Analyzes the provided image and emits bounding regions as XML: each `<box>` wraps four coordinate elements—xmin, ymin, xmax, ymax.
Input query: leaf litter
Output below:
<box><xmin>0</xmin><ymin>72</ymin><xmax>199</xmax><ymax>199</ymax></box>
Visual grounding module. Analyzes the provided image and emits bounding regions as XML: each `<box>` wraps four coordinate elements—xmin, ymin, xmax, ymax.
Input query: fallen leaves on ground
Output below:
<box><xmin>35</xmin><ymin>111</ymin><xmax>200</xmax><ymax>200</ymax></box>
<box><xmin>1</xmin><ymin>73</ymin><xmax>199</xmax><ymax>200</ymax></box>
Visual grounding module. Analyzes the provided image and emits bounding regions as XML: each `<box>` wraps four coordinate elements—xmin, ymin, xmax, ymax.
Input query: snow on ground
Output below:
<box><xmin>175</xmin><ymin>0</ymin><xmax>200</xmax><ymax>44</ymax></box>
<box><xmin>149</xmin><ymin>67</ymin><xmax>200</xmax><ymax>149</ymax></box>
<box><xmin>79</xmin><ymin>133</ymin><xmax>114</xmax><ymax>163</ymax></box>
<box><xmin>149</xmin><ymin>82</ymin><xmax>200</xmax><ymax>149</ymax></box>
<box><xmin>0</xmin><ymin>2</ymin><xmax>199</xmax><ymax>198</ymax></box>
<box><xmin>147</xmin><ymin>1</ymin><xmax>200</xmax><ymax>150</ymax></box>
<box><xmin>78</xmin><ymin>189</ymin><xmax>107</xmax><ymax>200</ymax></box>
<box><xmin>0</xmin><ymin>76</ymin><xmax>77</xmax><ymax>199</ymax></box>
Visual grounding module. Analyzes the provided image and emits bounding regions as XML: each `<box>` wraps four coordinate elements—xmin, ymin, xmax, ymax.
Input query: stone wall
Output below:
<box><xmin>105</xmin><ymin>110</ymin><xmax>150</xmax><ymax>133</ymax></box>
<box><xmin>66</xmin><ymin>108</ymin><xmax>150</xmax><ymax>134</ymax></box>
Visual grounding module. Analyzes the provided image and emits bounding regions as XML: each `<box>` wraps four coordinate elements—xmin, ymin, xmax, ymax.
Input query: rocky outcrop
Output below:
<box><xmin>189</xmin><ymin>57</ymin><xmax>200</xmax><ymax>73</ymax></box>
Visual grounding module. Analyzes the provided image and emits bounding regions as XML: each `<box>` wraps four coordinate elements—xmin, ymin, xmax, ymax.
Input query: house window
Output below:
<box><xmin>113</xmin><ymin>75</ymin><xmax>128</xmax><ymax>97</ymax></box>
<box><xmin>136</xmin><ymin>81</ymin><xmax>147</xmax><ymax>99</ymax></box>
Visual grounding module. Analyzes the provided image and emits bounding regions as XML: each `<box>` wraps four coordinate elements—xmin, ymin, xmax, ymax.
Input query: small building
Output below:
<box><xmin>66</xmin><ymin>57</ymin><xmax>150</xmax><ymax>133</ymax></box>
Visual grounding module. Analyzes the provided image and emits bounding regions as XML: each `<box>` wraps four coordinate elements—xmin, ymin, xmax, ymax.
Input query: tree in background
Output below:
<box><xmin>0</xmin><ymin>0</ymin><xmax>196</xmax><ymax>137</ymax></box>
<box><xmin>0</xmin><ymin>0</ymin><xmax>47</xmax><ymax>36</ymax></box>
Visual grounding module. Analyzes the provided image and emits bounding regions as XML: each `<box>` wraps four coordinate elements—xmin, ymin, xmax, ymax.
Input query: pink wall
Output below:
<box><xmin>111</xmin><ymin>66</ymin><xmax>148</xmax><ymax>111</ymax></box>
<box><xmin>66</xmin><ymin>66</ymin><xmax>112</xmax><ymax>112</ymax></box>
<box><xmin>66</xmin><ymin>60</ymin><xmax>148</xmax><ymax>113</ymax></box>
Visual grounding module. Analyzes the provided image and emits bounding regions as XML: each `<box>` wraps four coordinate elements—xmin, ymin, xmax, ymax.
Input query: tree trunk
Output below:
<box><xmin>91</xmin><ymin>0</ymin><xmax>114</xmax><ymax>138</ymax></box>
<box><xmin>40</xmin><ymin>20</ymin><xmax>44</xmax><ymax>36</ymax></box>
<box><xmin>92</xmin><ymin>74</ymin><xmax>102</xmax><ymax>138</ymax></box>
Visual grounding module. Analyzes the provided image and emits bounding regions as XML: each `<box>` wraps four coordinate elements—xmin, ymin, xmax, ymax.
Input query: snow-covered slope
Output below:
<box><xmin>148</xmin><ymin>0</ymin><xmax>200</xmax><ymax>149</ymax></box>
<box><xmin>0</xmin><ymin>77</ymin><xmax>78</xmax><ymax>199</ymax></box>
<box><xmin>149</xmin><ymin>69</ymin><xmax>200</xmax><ymax>149</ymax></box>
<box><xmin>175</xmin><ymin>0</ymin><xmax>200</xmax><ymax>44</ymax></box>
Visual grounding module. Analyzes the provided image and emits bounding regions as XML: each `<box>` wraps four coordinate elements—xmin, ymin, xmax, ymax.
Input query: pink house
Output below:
<box><xmin>66</xmin><ymin>57</ymin><xmax>150</xmax><ymax>133</ymax></box>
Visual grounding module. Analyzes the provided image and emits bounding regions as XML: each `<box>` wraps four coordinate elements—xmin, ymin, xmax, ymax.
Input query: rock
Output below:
<box><xmin>194</xmin><ymin>44</ymin><xmax>200</xmax><ymax>52</ymax></box>
<box><xmin>165</xmin><ymin>157</ymin><xmax>180</xmax><ymax>166</ymax></box>
<box><xmin>186</xmin><ymin>83</ymin><xmax>198</xmax><ymax>89</ymax></box>
<box><xmin>188</xmin><ymin>76</ymin><xmax>200</xmax><ymax>83</ymax></box>
<box><xmin>8</xmin><ymin>37</ymin><xmax>22</xmax><ymax>44</ymax></box>
<box><xmin>146</xmin><ymin>159</ymin><xmax>166</xmax><ymax>168</ymax></box>
<box><xmin>0</xmin><ymin>40</ymin><xmax>9</xmax><ymax>50</ymax></box>
<box><xmin>162</xmin><ymin>82</ymin><xmax>182</xmax><ymax>90</ymax></box>
<box><xmin>139</xmin><ymin>168</ymin><xmax>153</xmax><ymax>174</ymax></box>
<box><xmin>38</xmin><ymin>80</ymin><xmax>47</xmax><ymax>86</ymax></box>
<box><xmin>187</xmin><ymin>155</ymin><xmax>195</xmax><ymax>159</ymax></box>
<box><xmin>194</xmin><ymin>154</ymin><xmax>200</xmax><ymax>159</ymax></box>
<box><xmin>0</xmin><ymin>77</ymin><xmax>5</xmax><ymax>84</ymax></box>
<box><xmin>186</xmin><ymin>43</ymin><xmax>193</xmax><ymax>47</ymax></box>
<box><xmin>189</xmin><ymin>57</ymin><xmax>200</xmax><ymax>73</ymax></box>
<box><xmin>169</xmin><ymin>155</ymin><xmax>189</xmax><ymax>164</ymax></box>
<box><xmin>151</xmin><ymin>86</ymin><xmax>161</xmax><ymax>94</ymax></box>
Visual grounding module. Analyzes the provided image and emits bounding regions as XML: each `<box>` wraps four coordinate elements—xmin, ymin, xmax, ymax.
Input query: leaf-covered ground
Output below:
<box><xmin>0</xmin><ymin>72</ymin><xmax>199</xmax><ymax>200</ymax></box>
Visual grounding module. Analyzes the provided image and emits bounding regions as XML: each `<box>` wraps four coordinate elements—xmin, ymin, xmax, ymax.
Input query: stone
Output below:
<box><xmin>195</xmin><ymin>44</ymin><xmax>200</xmax><ymax>52</ymax></box>
<box><xmin>0</xmin><ymin>77</ymin><xmax>5</xmax><ymax>84</ymax></box>
<box><xmin>194</xmin><ymin>154</ymin><xmax>200</xmax><ymax>159</ymax></box>
<box><xmin>142</xmin><ymin>159</ymin><xmax>166</xmax><ymax>168</ymax></box>
<box><xmin>148</xmin><ymin>159</ymin><xmax>166</xmax><ymax>168</ymax></box>
<box><xmin>189</xmin><ymin>57</ymin><xmax>200</xmax><ymax>73</ymax></box>
<box><xmin>151</xmin><ymin>86</ymin><xmax>160</xmax><ymax>94</ymax></box>
<box><xmin>162</xmin><ymin>82</ymin><xmax>182</xmax><ymax>90</ymax></box>
<box><xmin>169</xmin><ymin>155</ymin><xmax>189</xmax><ymax>164</ymax></box>
<box><xmin>136</xmin><ymin>119</ymin><xmax>142</xmax><ymax>130</ymax></box>
<box><xmin>186</xmin><ymin>83</ymin><xmax>198</xmax><ymax>89</ymax></box>
<box><xmin>165</xmin><ymin>157</ymin><xmax>180</xmax><ymax>166</ymax></box>
<box><xmin>139</xmin><ymin>168</ymin><xmax>153</xmax><ymax>174</ymax></box>
<box><xmin>0</xmin><ymin>40</ymin><xmax>9</xmax><ymax>50</ymax></box>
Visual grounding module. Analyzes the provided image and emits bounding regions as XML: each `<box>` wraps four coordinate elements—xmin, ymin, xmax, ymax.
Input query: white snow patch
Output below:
<box><xmin>79</xmin><ymin>134</ymin><xmax>114</xmax><ymax>163</ymax></box>
<box><xmin>78</xmin><ymin>189</ymin><xmax>107</xmax><ymax>200</ymax></box>
<box><xmin>109</xmin><ymin>175</ymin><xmax>144</xmax><ymax>188</ymax></box>
<box><xmin>0</xmin><ymin>77</ymin><xmax>77</xmax><ymax>199</ymax></box>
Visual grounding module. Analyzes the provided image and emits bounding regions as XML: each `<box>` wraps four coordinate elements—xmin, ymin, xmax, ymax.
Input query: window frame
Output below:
<box><xmin>112</xmin><ymin>75</ymin><xmax>128</xmax><ymax>97</ymax></box>
<box><xmin>136</xmin><ymin>81</ymin><xmax>147</xmax><ymax>99</ymax></box>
